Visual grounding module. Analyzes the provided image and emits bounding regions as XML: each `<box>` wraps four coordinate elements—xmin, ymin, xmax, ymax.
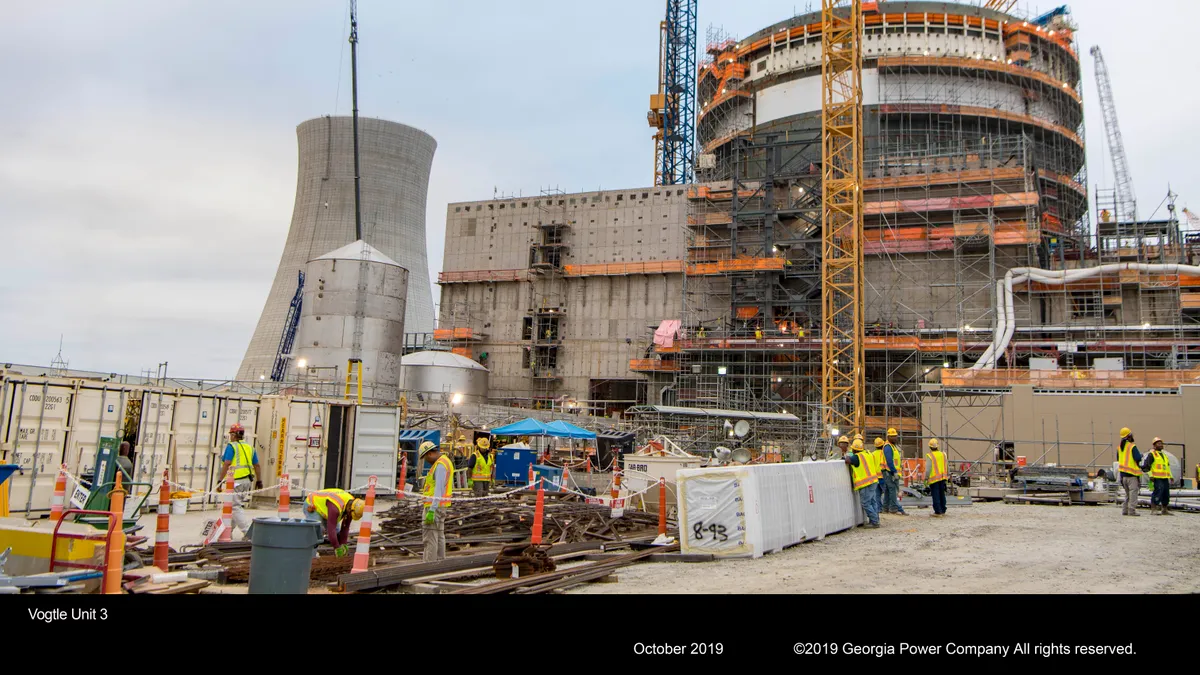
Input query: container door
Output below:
<box><xmin>4</xmin><ymin>382</ymin><xmax>74</xmax><ymax>514</ymax></box>
<box><xmin>135</xmin><ymin>391</ymin><xmax>176</xmax><ymax>490</ymax></box>
<box><xmin>172</xmin><ymin>395</ymin><xmax>218</xmax><ymax>504</ymax></box>
<box><xmin>71</xmin><ymin>387</ymin><xmax>130</xmax><ymax>494</ymax></box>
<box><xmin>349</xmin><ymin>405</ymin><xmax>399</xmax><ymax>493</ymax></box>
<box><xmin>280</xmin><ymin>400</ymin><xmax>327</xmax><ymax>498</ymax></box>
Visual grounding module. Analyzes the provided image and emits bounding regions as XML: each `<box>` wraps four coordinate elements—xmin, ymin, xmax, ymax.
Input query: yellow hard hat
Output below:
<box><xmin>476</xmin><ymin>437</ymin><xmax>491</xmax><ymax>449</ymax></box>
<box><xmin>418</xmin><ymin>441</ymin><xmax>438</xmax><ymax>457</ymax></box>
<box><xmin>836</xmin><ymin>435</ymin><xmax>850</xmax><ymax>445</ymax></box>
<box><xmin>1119</xmin><ymin>427</ymin><xmax>1132</xmax><ymax>438</ymax></box>
<box><xmin>928</xmin><ymin>438</ymin><xmax>940</xmax><ymax>449</ymax></box>
<box><xmin>851</xmin><ymin>439</ymin><xmax>864</xmax><ymax>451</ymax></box>
<box><xmin>874</xmin><ymin>437</ymin><xmax>885</xmax><ymax>448</ymax></box>
<box><xmin>854</xmin><ymin>433</ymin><xmax>864</xmax><ymax>441</ymax></box>
<box><xmin>887</xmin><ymin>428</ymin><xmax>898</xmax><ymax>437</ymax></box>
<box><xmin>1152</xmin><ymin>437</ymin><xmax>1163</xmax><ymax>445</ymax></box>
<box><xmin>349</xmin><ymin>498</ymin><xmax>365</xmax><ymax>520</ymax></box>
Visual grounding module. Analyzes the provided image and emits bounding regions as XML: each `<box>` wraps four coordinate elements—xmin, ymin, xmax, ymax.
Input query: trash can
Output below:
<box><xmin>248</xmin><ymin>517</ymin><xmax>324</xmax><ymax>594</ymax></box>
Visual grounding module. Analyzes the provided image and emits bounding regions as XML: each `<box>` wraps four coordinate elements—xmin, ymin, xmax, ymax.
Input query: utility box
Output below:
<box><xmin>495</xmin><ymin>445</ymin><xmax>535</xmax><ymax>486</ymax></box>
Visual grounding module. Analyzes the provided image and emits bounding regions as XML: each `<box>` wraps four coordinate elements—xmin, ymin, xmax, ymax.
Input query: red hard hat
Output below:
<box><xmin>230</xmin><ymin>423</ymin><xmax>245</xmax><ymax>433</ymax></box>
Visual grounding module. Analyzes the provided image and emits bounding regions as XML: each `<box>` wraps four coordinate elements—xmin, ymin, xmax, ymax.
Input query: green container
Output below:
<box><xmin>248</xmin><ymin>517</ymin><xmax>324</xmax><ymax>594</ymax></box>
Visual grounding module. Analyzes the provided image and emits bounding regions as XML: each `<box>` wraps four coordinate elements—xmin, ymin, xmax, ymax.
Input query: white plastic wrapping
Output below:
<box><xmin>678</xmin><ymin>460</ymin><xmax>863</xmax><ymax>558</ymax></box>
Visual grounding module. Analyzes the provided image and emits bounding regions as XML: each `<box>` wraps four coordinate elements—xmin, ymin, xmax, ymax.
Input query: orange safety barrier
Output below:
<box><xmin>658</xmin><ymin>477</ymin><xmax>667</xmax><ymax>536</ymax></box>
<box><xmin>865</xmin><ymin>191</ymin><xmax>1039</xmax><ymax>216</ymax></box>
<box><xmin>877</xmin><ymin>56</ymin><xmax>1081</xmax><ymax>103</ymax></box>
<box><xmin>154</xmin><ymin>469</ymin><xmax>171</xmax><ymax>572</ymax></box>
<box><xmin>563</xmin><ymin>260</ymin><xmax>685</xmax><ymax>277</ymax></box>
<box><xmin>398</xmin><ymin>455</ymin><xmax>408</xmax><ymax>495</ymax></box>
<box><xmin>531</xmin><ymin>478</ymin><xmax>546</xmax><ymax>545</ymax></box>
<box><xmin>629</xmin><ymin>359</ymin><xmax>681</xmax><ymax>372</ymax></box>
<box><xmin>278</xmin><ymin>473</ymin><xmax>291</xmax><ymax>517</ymax></box>
<box><xmin>438</xmin><ymin>269</ymin><xmax>528</xmax><ymax>283</ymax></box>
<box><xmin>433</xmin><ymin>328</ymin><xmax>453</xmax><ymax>340</ymax></box>
<box><xmin>941</xmin><ymin>368</ymin><xmax>1200</xmax><ymax>390</ymax></box>
<box><xmin>351</xmin><ymin>476</ymin><xmax>377</xmax><ymax>574</ymax></box>
<box><xmin>878</xmin><ymin>104</ymin><xmax>1083</xmax><ymax>148</ymax></box>
<box><xmin>451</xmin><ymin>347</ymin><xmax>473</xmax><ymax>358</ymax></box>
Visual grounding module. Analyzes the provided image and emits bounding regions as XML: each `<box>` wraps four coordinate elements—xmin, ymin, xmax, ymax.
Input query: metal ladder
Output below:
<box><xmin>270</xmin><ymin>271</ymin><xmax>305</xmax><ymax>382</ymax></box>
<box><xmin>344</xmin><ymin>358</ymin><xmax>363</xmax><ymax>404</ymax></box>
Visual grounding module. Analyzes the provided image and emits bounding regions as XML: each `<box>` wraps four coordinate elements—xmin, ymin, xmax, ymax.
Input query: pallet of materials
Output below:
<box><xmin>677</xmin><ymin>460</ymin><xmax>862</xmax><ymax>559</ymax></box>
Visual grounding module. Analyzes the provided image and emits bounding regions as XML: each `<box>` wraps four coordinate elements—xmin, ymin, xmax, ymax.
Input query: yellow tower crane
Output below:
<box><xmin>820</xmin><ymin>0</ymin><xmax>865</xmax><ymax>441</ymax></box>
<box><xmin>983</xmin><ymin>0</ymin><xmax>1020</xmax><ymax>13</ymax></box>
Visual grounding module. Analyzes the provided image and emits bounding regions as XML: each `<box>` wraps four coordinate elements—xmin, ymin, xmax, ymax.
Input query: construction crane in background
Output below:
<box><xmin>820</xmin><ymin>0</ymin><xmax>865</xmax><ymax>441</ymax></box>
<box><xmin>1090</xmin><ymin>46</ymin><xmax>1138</xmax><ymax>224</ymax></box>
<box><xmin>648</xmin><ymin>0</ymin><xmax>697</xmax><ymax>185</ymax></box>
<box><xmin>982</xmin><ymin>0</ymin><xmax>1019</xmax><ymax>12</ymax></box>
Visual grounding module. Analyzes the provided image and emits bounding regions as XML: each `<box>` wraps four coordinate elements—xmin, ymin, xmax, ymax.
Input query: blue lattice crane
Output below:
<box><xmin>648</xmin><ymin>0</ymin><xmax>697</xmax><ymax>186</ymax></box>
<box><xmin>270</xmin><ymin>270</ymin><xmax>305</xmax><ymax>382</ymax></box>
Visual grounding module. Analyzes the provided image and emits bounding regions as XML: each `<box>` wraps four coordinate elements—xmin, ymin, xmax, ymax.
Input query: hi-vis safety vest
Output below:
<box><xmin>423</xmin><ymin>455</ymin><xmax>455</xmax><ymax>509</ymax></box>
<box><xmin>1149</xmin><ymin>450</ymin><xmax>1173</xmax><ymax>480</ymax></box>
<box><xmin>229</xmin><ymin>441</ymin><xmax>255</xmax><ymax>480</ymax></box>
<box><xmin>885</xmin><ymin>443</ymin><xmax>902</xmax><ymax>474</ymax></box>
<box><xmin>926</xmin><ymin>450</ymin><xmax>948</xmax><ymax>484</ymax></box>
<box><xmin>307</xmin><ymin>489</ymin><xmax>353</xmax><ymax>520</ymax></box>
<box><xmin>872</xmin><ymin>448</ymin><xmax>885</xmax><ymax>474</ymax></box>
<box><xmin>851</xmin><ymin>451</ymin><xmax>881</xmax><ymax>490</ymax></box>
<box><xmin>471</xmin><ymin>451</ymin><xmax>494</xmax><ymax>481</ymax></box>
<box><xmin>1118</xmin><ymin>439</ymin><xmax>1143</xmax><ymax>477</ymax></box>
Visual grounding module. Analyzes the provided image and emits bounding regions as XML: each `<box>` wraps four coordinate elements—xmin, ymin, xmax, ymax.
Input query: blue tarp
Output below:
<box><xmin>545</xmin><ymin>420</ymin><xmax>597</xmax><ymax>439</ymax></box>
<box><xmin>491</xmin><ymin>418</ymin><xmax>553</xmax><ymax>436</ymax></box>
<box><xmin>399</xmin><ymin>429</ymin><xmax>441</xmax><ymax>447</ymax></box>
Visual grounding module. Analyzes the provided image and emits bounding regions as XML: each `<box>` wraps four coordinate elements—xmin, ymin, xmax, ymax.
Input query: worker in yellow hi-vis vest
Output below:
<box><xmin>844</xmin><ymin>439</ymin><xmax>882</xmax><ymax>528</ymax></box>
<box><xmin>1141</xmin><ymin>438</ymin><xmax>1174</xmax><ymax>516</ymax></box>
<box><xmin>926</xmin><ymin>439</ymin><xmax>949</xmax><ymax>518</ymax></box>
<box><xmin>467</xmin><ymin>437</ymin><xmax>495</xmax><ymax>497</ymax></box>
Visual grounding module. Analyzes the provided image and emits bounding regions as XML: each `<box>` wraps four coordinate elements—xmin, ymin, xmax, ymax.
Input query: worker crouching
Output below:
<box><xmin>304</xmin><ymin>488</ymin><xmax>364</xmax><ymax>556</ymax></box>
<box><xmin>420</xmin><ymin>441</ymin><xmax>455</xmax><ymax>562</ymax></box>
<box><xmin>844</xmin><ymin>439</ymin><xmax>882</xmax><ymax>528</ymax></box>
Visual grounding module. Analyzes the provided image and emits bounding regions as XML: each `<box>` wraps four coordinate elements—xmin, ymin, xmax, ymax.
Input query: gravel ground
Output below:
<box><xmin>568</xmin><ymin>502</ymin><xmax>1200</xmax><ymax>594</ymax></box>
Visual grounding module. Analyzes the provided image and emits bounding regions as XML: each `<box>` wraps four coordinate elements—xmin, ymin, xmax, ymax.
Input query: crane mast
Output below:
<box><xmin>1091</xmin><ymin>46</ymin><xmax>1138</xmax><ymax>224</ymax></box>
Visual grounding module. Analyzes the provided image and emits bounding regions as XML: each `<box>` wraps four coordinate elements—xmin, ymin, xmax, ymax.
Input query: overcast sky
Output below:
<box><xmin>1</xmin><ymin>0</ymin><xmax>1196</xmax><ymax>379</ymax></box>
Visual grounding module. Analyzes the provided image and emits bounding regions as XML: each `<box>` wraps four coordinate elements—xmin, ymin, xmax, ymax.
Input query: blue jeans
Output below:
<box><xmin>858</xmin><ymin>484</ymin><xmax>881</xmax><ymax>525</ymax></box>
<box><xmin>930</xmin><ymin>481</ymin><xmax>947</xmax><ymax>515</ymax></box>
<box><xmin>882</xmin><ymin>472</ymin><xmax>905</xmax><ymax>513</ymax></box>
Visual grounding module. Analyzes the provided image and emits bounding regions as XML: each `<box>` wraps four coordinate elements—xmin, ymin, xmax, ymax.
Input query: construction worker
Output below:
<box><xmin>844</xmin><ymin>439</ymin><xmax>881</xmax><ymax>528</ymax></box>
<box><xmin>303</xmin><ymin>488</ymin><xmax>364</xmax><ymax>556</ymax></box>
<box><xmin>881</xmin><ymin>430</ymin><xmax>907</xmax><ymax>515</ymax></box>
<box><xmin>834</xmin><ymin>434</ymin><xmax>850</xmax><ymax>459</ymax></box>
<box><xmin>1142</xmin><ymin>438</ymin><xmax>1173</xmax><ymax>516</ymax></box>
<box><xmin>754</xmin><ymin>325</ymin><xmax>763</xmax><ymax>340</ymax></box>
<box><xmin>420</xmin><ymin>441</ymin><xmax>454</xmax><ymax>563</ymax></box>
<box><xmin>926</xmin><ymin>439</ymin><xmax>948</xmax><ymax>518</ymax></box>
<box><xmin>115</xmin><ymin>441</ymin><xmax>135</xmax><ymax>483</ymax></box>
<box><xmin>872</xmin><ymin>438</ymin><xmax>887</xmax><ymax>505</ymax></box>
<box><xmin>216</xmin><ymin>423</ymin><xmax>262</xmax><ymax>540</ymax></box>
<box><xmin>1117</xmin><ymin>427</ymin><xmax>1143</xmax><ymax>517</ymax></box>
<box><xmin>467</xmin><ymin>436</ymin><xmax>495</xmax><ymax>497</ymax></box>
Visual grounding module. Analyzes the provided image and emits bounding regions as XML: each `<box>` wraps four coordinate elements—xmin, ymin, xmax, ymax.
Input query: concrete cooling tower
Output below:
<box><xmin>236</xmin><ymin>116</ymin><xmax>436</xmax><ymax>381</ymax></box>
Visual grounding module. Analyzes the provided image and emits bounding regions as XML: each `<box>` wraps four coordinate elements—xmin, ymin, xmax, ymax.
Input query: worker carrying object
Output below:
<box><xmin>925</xmin><ymin>439</ymin><xmax>948</xmax><ymax>518</ymax></box>
<box><xmin>881</xmin><ymin>430</ymin><xmax>907</xmax><ymax>516</ymax></box>
<box><xmin>844</xmin><ymin>439</ymin><xmax>882</xmax><ymax>528</ymax></box>
<box><xmin>467</xmin><ymin>436</ymin><xmax>495</xmax><ymax>497</ymax></box>
<box><xmin>1142</xmin><ymin>438</ymin><xmax>1174</xmax><ymax>516</ymax></box>
<box><xmin>303</xmin><ymin>488</ymin><xmax>364</xmax><ymax>556</ymax></box>
<box><xmin>1117</xmin><ymin>427</ymin><xmax>1143</xmax><ymax>517</ymax></box>
<box><xmin>420</xmin><ymin>441</ymin><xmax>454</xmax><ymax>563</ymax></box>
<box><xmin>216</xmin><ymin>423</ymin><xmax>262</xmax><ymax>541</ymax></box>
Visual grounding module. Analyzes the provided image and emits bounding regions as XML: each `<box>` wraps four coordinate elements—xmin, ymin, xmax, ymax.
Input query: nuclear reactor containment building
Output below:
<box><xmin>237</xmin><ymin>116</ymin><xmax>436</xmax><ymax>381</ymax></box>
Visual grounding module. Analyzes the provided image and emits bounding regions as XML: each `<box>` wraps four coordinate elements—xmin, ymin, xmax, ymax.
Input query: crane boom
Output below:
<box><xmin>820</xmin><ymin>0</ymin><xmax>865</xmax><ymax>442</ymax></box>
<box><xmin>1090</xmin><ymin>46</ymin><xmax>1138</xmax><ymax>224</ymax></box>
<box><xmin>983</xmin><ymin>0</ymin><xmax>1019</xmax><ymax>13</ymax></box>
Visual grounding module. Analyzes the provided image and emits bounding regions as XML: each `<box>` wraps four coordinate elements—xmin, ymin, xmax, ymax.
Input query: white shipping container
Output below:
<box><xmin>2</xmin><ymin>381</ymin><xmax>74</xmax><ymax>514</ymax></box>
<box><xmin>677</xmin><ymin>460</ymin><xmax>862</xmax><ymax>558</ymax></box>
<box><xmin>258</xmin><ymin>396</ymin><xmax>329</xmax><ymax>500</ymax></box>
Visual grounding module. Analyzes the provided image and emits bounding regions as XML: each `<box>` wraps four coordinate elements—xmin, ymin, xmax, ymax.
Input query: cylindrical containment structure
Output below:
<box><xmin>237</xmin><ymin>116</ymin><xmax>436</xmax><ymax>382</ymax></box>
<box><xmin>294</xmin><ymin>241</ymin><xmax>409</xmax><ymax>403</ymax></box>
<box><xmin>248</xmin><ymin>517</ymin><xmax>324</xmax><ymax>594</ymax></box>
<box><xmin>400</xmin><ymin>350</ymin><xmax>489</xmax><ymax>404</ymax></box>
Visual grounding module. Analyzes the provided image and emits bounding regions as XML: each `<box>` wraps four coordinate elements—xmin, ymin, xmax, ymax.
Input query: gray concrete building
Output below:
<box><xmin>237</xmin><ymin>116</ymin><xmax>436</xmax><ymax>381</ymax></box>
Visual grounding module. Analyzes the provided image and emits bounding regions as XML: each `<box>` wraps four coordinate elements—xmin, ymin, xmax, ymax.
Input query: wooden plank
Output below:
<box><xmin>147</xmin><ymin>579</ymin><xmax>210</xmax><ymax>595</ymax></box>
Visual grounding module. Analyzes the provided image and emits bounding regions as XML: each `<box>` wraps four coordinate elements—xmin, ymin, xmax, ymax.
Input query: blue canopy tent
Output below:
<box><xmin>545</xmin><ymin>420</ymin><xmax>597</xmax><ymax>439</ymax></box>
<box><xmin>490</xmin><ymin>418</ymin><xmax>553</xmax><ymax>436</ymax></box>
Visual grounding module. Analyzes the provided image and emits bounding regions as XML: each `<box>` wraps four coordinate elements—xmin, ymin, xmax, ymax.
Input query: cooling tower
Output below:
<box><xmin>236</xmin><ymin>116</ymin><xmax>436</xmax><ymax>381</ymax></box>
<box><xmin>294</xmin><ymin>241</ymin><xmax>409</xmax><ymax>403</ymax></box>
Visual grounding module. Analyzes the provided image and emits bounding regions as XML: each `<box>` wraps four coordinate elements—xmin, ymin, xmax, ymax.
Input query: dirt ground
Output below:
<box><xmin>569</xmin><ymin>501</ymin><xmax>1200</xmax><ymax>594</ymax></box>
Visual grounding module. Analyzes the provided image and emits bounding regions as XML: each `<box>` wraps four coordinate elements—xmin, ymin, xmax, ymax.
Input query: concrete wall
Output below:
<box><xmin>921</xmin><ymin>385</ymin><xmax>1200</xmax><ymax>469</ymax></box>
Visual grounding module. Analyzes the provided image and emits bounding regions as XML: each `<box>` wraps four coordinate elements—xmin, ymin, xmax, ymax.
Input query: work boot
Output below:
<box><xmin>1129</xmin><ymin>509</ymin><xmax>1140</xmax><ymax>516</ymax></box>
<box><xmin>868</xmin><ymin>522</ymin><xmax>880</xmax><ymax>528</ymax></box>
<box><xmin>1162</xmin><ymin>505</ymin><xmax>1174</xmax><ymax>516</ymax></box>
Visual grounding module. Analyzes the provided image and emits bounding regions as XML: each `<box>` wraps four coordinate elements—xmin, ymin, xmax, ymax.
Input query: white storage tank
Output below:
<box><xmin>400</xmin><ymin>351</ymin><xmax>489</xmax><ymax>404</ymax></box>
<box><xmin>294</xmin><ymin>241</ymin><xmax>408</xmax><ymax>404</ymax></box>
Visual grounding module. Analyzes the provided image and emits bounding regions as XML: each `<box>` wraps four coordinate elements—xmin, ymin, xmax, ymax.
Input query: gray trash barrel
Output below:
<box><xmin>248</xmin><ymin>517</ymin><xmax>324</xmax><ymax>594</ymax></box>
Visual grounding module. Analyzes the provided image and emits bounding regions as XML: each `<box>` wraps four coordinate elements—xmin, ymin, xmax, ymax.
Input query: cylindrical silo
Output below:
<box><xmin>236</xmin><ymin>116</ymin><xmax>436</xmax><ymax>382</ymax></box>
<box><xmin>400</xmin><ymin>351</ymin><xmax>489</xmax><ymax>404</ymax></box>
<box><xmin>294</xmin><ymin>241</ymin><xmax>409</xmax><ymax>403</ymax></box>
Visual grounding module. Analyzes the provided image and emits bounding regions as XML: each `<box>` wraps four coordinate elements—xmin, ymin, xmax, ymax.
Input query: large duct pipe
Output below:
<box><xmin>973</xmin><ymin>263</ymin><xmax>1200</xmax><ymax>370</ymax></box>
